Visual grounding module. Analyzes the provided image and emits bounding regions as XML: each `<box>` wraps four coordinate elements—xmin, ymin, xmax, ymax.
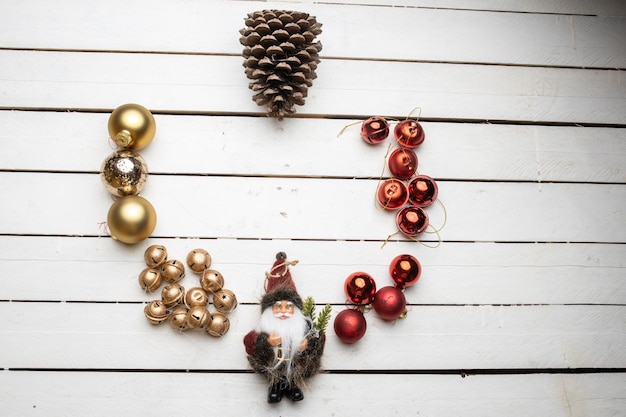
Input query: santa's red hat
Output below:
<box><xmin>261</xmin><ymin>252</ymin><xmax>303</xmax><ymax>310</ymax></box>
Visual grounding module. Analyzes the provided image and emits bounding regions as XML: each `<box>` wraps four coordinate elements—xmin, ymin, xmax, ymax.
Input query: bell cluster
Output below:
<box><xmin>140</xmin><ymin>245</ymin><xmax>238</xmax><ymax>337</ymax></box>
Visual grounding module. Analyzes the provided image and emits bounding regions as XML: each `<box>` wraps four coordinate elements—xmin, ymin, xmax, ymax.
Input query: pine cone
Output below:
<box><xmin>239</xmin><ymin>10</ymin><xmax>323</xmax><ymax>120</ymax></box>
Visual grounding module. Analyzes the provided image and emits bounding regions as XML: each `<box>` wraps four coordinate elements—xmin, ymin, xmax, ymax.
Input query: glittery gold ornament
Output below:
<box><xmin>186</xmin><ymin>248</ymin><xmax>212</xmax><ymax>273</ymax></box>
<box><xmin>200</xmin><ymin>269</ymin><xmax>224</xmax><ymax>293</ymax></box>
<box><xmin>213</xmin><ymin>288</ymin><xmax>238</xmax><ymax>313</ymax></box>
<box><xmin>100</xmin><ymin>150</ymin><xmax>148</xmax><ymax>197</ymax></box>
<box><xmin>108</xmin><ymin>103</ymin><xmax>156</xmax><ymax>150</ymax></box>
<box><xmin>161</xmin><ymin>259</ymin><xmax>185</xmax><ymax>283</ymax></box>
<box><xmin>161</xmin><ymin>283</ymin><xmax>185</xmax><ymax>308</ymax></box>
<box><xmin>144</xmin><ymin>244</ymin><xmax>168</xmax><ymax>268</ymax></box>
<box><xmin>107</xmin><ymin>195</ymin><xmax>157</xmax><ymax>244</ymax></box>
<box><xmin>138</xmin><ymin>267</ymin><xmax>162</xmax><ymax>292</ymax></box>
<box><xmin>169</xmin><ymin>305</ymin><xmax>189</xmax><ymax>331</ymax></box>
<box><xmin>206</xmin><ymin>312</ymin><xmax>230</xmax><ymax>337</ymax></box>
<box><xmin>144</xmin><ymin>300</ymin><xmax>169</xmax><ymax>325</ymax></box>
<box><xmin>185</xmin><ymin>287</ymin><xmax>209</xmax><ymax>307</ymax></box>
<box><xmin>186</xmin><ymin>305</ymin><xmax>212</xmax><ymax>330</ymax></box>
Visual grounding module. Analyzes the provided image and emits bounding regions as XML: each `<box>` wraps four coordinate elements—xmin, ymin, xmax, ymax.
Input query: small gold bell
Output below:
<box><xmin>186</xmin><ymin>248</ymin><xmax>212</xmax><ymax>274</ymax></box>
<box><xmin>161</xmin><ymin>259</ymin><xmax>185</xmax><ymax>283</ymax></box>
<box><xmin>144</xmin><ymin>244</ymin><xmax>168</xmax><ymax>268</ymax></box>
<box><xmin>185</xmin><ymin>305</ymin><xmax>212</xmax><ymax>330</ymax></box>
<box><xmin>161</xmin><ymin>283</ymin><xmax>185</xmax><ymax>308</ymax></box>
<box><xmin>206</xmin><ymin>312</ymin><xmax>230</xmax><ymax>337</ymax></box>
<box><xmin>169</xmin><ymin>305</ymin><xmax>189</xmax><ymax>331</ymax></box>
<box><xmin>108</xmin><ymin>103</ymin><xmax>156</xmax><ymax>150</ymax></box>
<box><xmin>213</xmin><ymin>289</ymin><xmax>238</xmax><ymax>313</ymax></box>
<box><xmin>185</xmin><ymin>287</ymin><xmax>209</xmax><ymax>308</ymax></box>
<box><xmin>138</xmin><ymin>267</ymin><xmax>162</xmax><ymax>292</ymax></box>
<box><xmin>200</xmin><ymin>269</ymin><xmax>224</xmax><ymax>293</ymax></box>
<box><xmin>144</xmin><ymin>300</ymin><xmax>168</xmax><ymax>325</ymax></box>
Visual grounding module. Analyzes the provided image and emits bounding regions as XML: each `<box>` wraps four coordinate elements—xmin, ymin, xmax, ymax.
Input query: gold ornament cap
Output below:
<box><xmin>108</xmin><ymin>103</ymin><xmax>156</xmax><ymax>150</ymax></box>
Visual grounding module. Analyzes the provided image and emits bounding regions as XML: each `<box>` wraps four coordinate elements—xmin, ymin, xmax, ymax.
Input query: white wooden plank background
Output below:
<box><xmin>0</xmin><ymin>1</ymin><xmax>625</xmax><ymax>416</ymax></box>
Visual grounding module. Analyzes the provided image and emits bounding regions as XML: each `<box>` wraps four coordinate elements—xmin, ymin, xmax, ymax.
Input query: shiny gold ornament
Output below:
<box><xmin>161</xmin><ymin>283</ymin><xmax>185</xmax><ymax>308</ymax></box>
<box><xmin>186</xmin><ymin>305</ymin><xmax>212</xmax><ymax>330</ymax></box>
<box><xmin>138</xmin><ymin>267</ymin><xmax>162</xmax><ymax>292</ymax></box>
<box><xmin>169</xmin><ymin>305</ymin><xmax>189</xmax><ymax>331</ymax></box>
<box><xmin>144</xmin><ymin>244</ymin><xmax>168</xmax><ymax>268</ymax></box>
<box><xmin>186</xmin><ymin>248</ymin><xmax>212</xmax><ymax>273</ymax></box>
<box><xmin>108</xmin><ymin>103</ymin><xmax>156</xmax><ymax>150</ymax></box>
<box><xmin>185</xmin><ymin>287</ymin><xmax>209</xmax><ymax>308</ymax></box>
<box><xmin>144</xmin><ymin>300</ymin><xmax>169</xmax><ymax>325</ymax></box>
<box><xmin>107</xmin><ymin>195</ymin><xmax>157</xmax><ymax>244</ymax></box>
<box><xmin>206</xmin><ymin>312</ymin><xmax>230</xmax><ymax>337</ymax></box>
<box><xmin>100</xmin><ymin>150</ymin><xmax>148</xmax><ymax>197</ymax></box>
<box><xmin>200</xmin><ymin>269</ymin><xmax>224</xmax><ymax>293</ymax></box>
<box><xmin>213</xmin><ymin>288</ymin><xmax>238</xmax><ymax>313</ymax></box>
<box><xmin>161</xmin><ymin>259</ymin><xmax>185</xmax><ymax>283</ymax></box>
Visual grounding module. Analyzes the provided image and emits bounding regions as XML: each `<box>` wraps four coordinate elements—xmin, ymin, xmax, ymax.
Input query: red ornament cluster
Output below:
<box><xmin>361</xmin><ymin>116</ymin><xmax>439</xmax><ymax>238</ymax></box>
<box><xmin>333</xmin><ymin>254</ymin><xmax>422</xmax><ymax>344</ymax></box>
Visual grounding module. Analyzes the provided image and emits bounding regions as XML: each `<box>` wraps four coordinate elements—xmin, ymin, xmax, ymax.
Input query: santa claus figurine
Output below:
<box><xmin>244</xmin><ymin>252</ymin><xmax>326</xmax><ymax>403</ymax></box>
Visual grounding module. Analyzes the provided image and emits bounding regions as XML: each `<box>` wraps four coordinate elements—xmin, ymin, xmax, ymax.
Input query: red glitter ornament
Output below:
<box><xmin>344</xmin><ymin>272</ymin><xmax>377</xmax><ymax>305</ymax></box>
<box><xmin>389</xmin><ymin>254</ymin><xmax>421</xmax><ymax>289</ymax></box>
<box><xmin>376</xmin><ymin>178</ymin><xmax>409</xmax><ymax>210</ymax></box>
<box><xmin>388</xmin><ymin>147</ymin><xmax>418</xmax><ymax>179</ymax></box>
<box><xmin>394</xmin><ymin>120</ymin><xmax>425</xmax><ymax>148</ymax></box>
<box><xmin>372</xmin><ymin>286</ymin><xmax>407</xmax><ymax>321</ymax></box>
<box><xmin>333</xmin><ymin>308</ymin><xmax>367</xmax><ymax>344</ymax></box>
<box><xmin>396</xmin><ymin>205</ymin><xmax>429</xmax><ymax>237</ymax></box>
<box><xmin>408</xmin><ymin>175</ymin><xmax>438</xmax><ymax>207</ymax></box>
<box><xmin>361</xmin><ymin>117</ymin><xmax>390</xmax><ymax>144</ymax></box>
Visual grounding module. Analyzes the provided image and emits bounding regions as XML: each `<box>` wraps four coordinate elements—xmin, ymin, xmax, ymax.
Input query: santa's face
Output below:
<box><xmin>272</xmin><ymin>300</ymin><xmax>295</xmax><ymax>320</ymax></box>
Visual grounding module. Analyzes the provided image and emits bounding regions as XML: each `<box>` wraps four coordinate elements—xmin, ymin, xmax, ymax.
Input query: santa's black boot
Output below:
<box><xmin>267</xmin><ymin>382</ymin><xmax>283</xmax><ymax>403</ymax></box>
<box><xmin>286</xmin><ymin>384</ymin><xmax>304</xmax><ymax>401</ymax></box>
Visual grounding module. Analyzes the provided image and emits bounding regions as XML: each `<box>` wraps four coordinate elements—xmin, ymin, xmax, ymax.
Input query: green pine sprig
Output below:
<box><xmin>302</xmin><ymin>296</ymin><xmax>332</xmax><ymax>333</ymax></box>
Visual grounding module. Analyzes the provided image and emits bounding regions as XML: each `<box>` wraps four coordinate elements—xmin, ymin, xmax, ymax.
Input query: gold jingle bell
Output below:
<box><xmin>185</xmin><ymin>287</ymin><xmax>209</xmax><ymax>308</ymax></box>
<box><xmin>213</xmin><ymin>289</ymin><xmax>238</xmax><ymax>313</ymax></box>
<box><xmin>200</xmin><ymin>269</ymin><xmax>224</xmax><ymax>293</ymax></box>
<box><xmin>206</xmin><ymin>312</ymin><xmax>230</xmax><ymax>337</ymax></box>
<box><xmin>169</xmin><ymin>305</ymin><xmax>189</xmax><ymax>331</ymax></box>
<box><xmin>144</xmin><ymin>300</ymin><xmax>169</xmax><ymax>325</ymax></box>
<box><xmin>108</xmin><ymin>103</ymin><xmax>156</xmax><ymax>150</ymax></box>
<box><xmin>138</xmin><ymin>267</ymin><xmax>162</xmax><ymax>292</ymax></box>
<box><xmin>100</xmin><ymin>150</ymin><xmax>148</xmax><ymax>197</ymax></box>
<box><xmin>107</xmin><ymin>195</ymin><xmax>157</xmax><ymax>244</ymax></box>
<box><xmin>186</xmin><ymin>248</ymin><xmax>212</xmax><ymax>274</ymax></box>
<box><xmin>161</xmin><ymin>259</ymin><xmax>185</xmax><ymax>283</ymax></box>
<box><xmin>144</xmin><ymin>244</ymin><xmax>168</xmax><ymax>268</ymax></box>
<box><xmin>161</xmin><ymin>283</ymin><xmax>185</xmax><ymax>308</ymax></box>
<box><xmin>185</xmin><ymin>305</ymin><xmax>212</xmax><ymax>330</ymax></box>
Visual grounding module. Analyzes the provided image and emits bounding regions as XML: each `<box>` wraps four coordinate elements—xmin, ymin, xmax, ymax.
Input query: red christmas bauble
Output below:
<box><xmin>361</xmin><ymin>117</ymin><xmax>390</xmax><ymax>144</ymax></box>
<box><xmin>372</xmin><ymin>286</ymin><xmax>407</xmax><ymax>321</ymax></box>
<box><xmin>389</xmin><ymin>254</ymin><xmax>421</xmax><ymax>289</ymax></box>
<box><xmin>408</xmin><ymin>175</ymin><xmax>438</xmax><ymax>207</ymax></box>
<box><xmin>388</xmin><ymin>147</ymin><xmax>418</xmax><ymax>179</ymax></box>
<box><xmin>334</xmin><ymin>308</ymin><xmax>367</xmax><ymax>343</ymax></box>
<box><xmin>376</xmin><ymin>178</ymin><xmax>409</xmax><ymax>210</ymax></box>
<box><xmin>396</xmin><ymin>205</ymin><xmax>429</xmax><ymax>237</ymax></box>
<box><xmin>344</xmin><ymin>272</ymin><xmax>377</xmax><ymax>305</ymax></box>
<box><xmin>394</xmin><ymin>120</ymin><xmax>425</xmax><ymax>148</ymax></box>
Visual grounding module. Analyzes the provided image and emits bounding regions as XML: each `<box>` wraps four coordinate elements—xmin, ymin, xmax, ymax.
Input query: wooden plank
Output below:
<box><xmin>1</xmin><ymin>236</ymin><xmax>624</xmax><ymax>305</ymax></box>
<box><xmin>0</xmin><ymin>302</ymin><xmax>624</xmax><ymax>370</ymax></box>
<box><xmin>1</xmin><ymin>172</ymin><xmax>624</xmax><ymax>243</ymax></box>
<box><xmin>1</xmin><ymin>1</ymin><xmax>624</xmax><ymax>67</ymax></box>
<box><xmin>1</xmin><ymin>51</ymin><xmax>625</xmax><ymax>125</ymax></box>
<box><xmin>2</xmin><ymin>111</ymin><xmax>625</xmax><ymax>183</ymax></box>
<box><xmin>1</xmin><ymin>371</ymin><xmax>624</xmax><ymax>417</ymax></box>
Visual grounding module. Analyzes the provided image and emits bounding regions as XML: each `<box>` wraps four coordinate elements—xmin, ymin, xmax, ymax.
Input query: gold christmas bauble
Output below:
<box><xmin>169</xmin><ymin>305</ymin><xmax>189</xmax><ymax>331</ymax></box>
<box><xmin>144</xmin><ymin>244</ymin><xmax>168</xmax><ymax>268</ymax></box>
<box><xmin>144</xmin><ymin>300</ymin><xmax>169</xmax><ymax>325</ymax></box>
<box><xmin>186</xmin><ymin>248</ymin><xmax>212</xmax><ymax>273</ymax></box>
<box><xmin>161</xmin><ymin>259</ymin><xmax>185</xmax><ymax>283</ymax></box>
<box><xmin>185</xmin><ymin>287</ymin><xmax>209</xmax><ymax>308</ymax></box>
<box><xmin>161</xmin><ymin>283</ymin><xmax>185</xmax><ymax>308</ymax></box>
<box><xmin>100</xmin><ymin>150</ymin><xmax>148</xmax><ymax>197</ymax></box>
<box><xmin>108</xmin><ymin>103</ymin><xmax>156</xmax><ymax>150</ymax></box>
<box><xmin>186</xmin><ymin>305</ymin><xmax>212</xmax><ymax>329</ymax></box>
<box><xmin>200</xmin><ymin>269</ymin><xmax>224</xmax><ymax>293</ymax></box>
<box><xmin>107</xmin><ymin>195</ymin><xmax>157</xmax><ymax>244</ymax></box>
<box><xmin>206</xmin><ymin>312</ymin><xmax>230</xmax><ymax>337</ymax></box>
<box><xmin>213</xmin><ymin>288</ymin><xmax>238</xmax><ymax>313</ymax></box>
<box><xmin>138</xmin><ymin>267</ymin><xmax>162</xmax><ymax>292</ymax></box>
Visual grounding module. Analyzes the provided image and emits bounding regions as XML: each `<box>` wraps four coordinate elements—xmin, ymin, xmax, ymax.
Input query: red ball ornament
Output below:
<box><xmin>408</xmin><ymin>175</ymin><xmax>438</xmax><ymax>207</ymax></box>
<box><xmin>361</xmin><ymin>117</ymin><xmax>390</xmax><ymax>144</ymax></box>
<box><xmin>396</xmin><ymin>205</ymin><xmax>429</xmax><ymax>237</ymax></box>
<box><xmin>333</xmin><ymin>308</ymin><xmax>367</xmax><ymax>344</ymax></box>
<box><xmin>388</xmin><ymin>147</ymin><xmax>418</xmax><ymax>179</ymax></box>
<box><xmin>344</xmin><ymin>272</ymin><xmax>377</xmax><ymax>305</ymax></box>
<box><xmin>376</xmin><ymin>178</ymin><xmax>409</xmax><ymax>210</ymax></box>
<box><xmin>389</xmin><ymin>254</ymin><xmax>422</xmax><ymax>289</ymax></box>
<box><xmin>394</xmin><ymin>120</ymin><xmax>425</xmax><ymax>148</ymax></box>
<box><xmin>372</xmin><ymin>286</ymin><xmax>407</xmax><ymax>321</ymax></box>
